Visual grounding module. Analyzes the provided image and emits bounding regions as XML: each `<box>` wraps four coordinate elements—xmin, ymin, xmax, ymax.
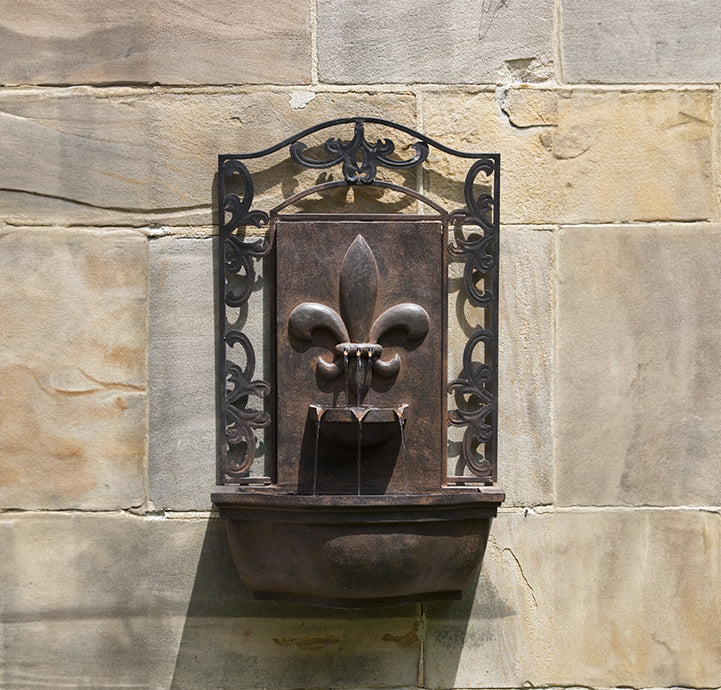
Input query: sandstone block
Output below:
<box><xmin>548</xmin><ymin>509</ymin><xmax>721</xmax><ymax>687</ymax></box>
<box><xmin>424</xmin><ymin>509</ymin><xmax>721</xmax><ymax>688</ymax></box>
<box><xmin>498</xmin><ymin>227</ymin><xmax>554</xmax><ymax>505</ymax></box>
<box><xmin>561</xmin><ymin>0</ymin><xmax>721</xmax><ymax>84</ymax></box>
<box><xmin>0</xmin><ymin>228</ymin><xmax>147</xmax><ymax>509</ymax></box>
<box><xmin>448</xmin><ymin>227</ymin><xmax>554</xmax><ymax>504</ymax></box>
<box><xmin>555</xmin><ymin>224</ymin><xmax>721</xmax><ymax>506</ymax></box>
<box><xmin>422</xmin><ymin>89</ymin><xmax>714</xmax><ymax>225</ymax></box>
<box><xmin>0</xmin><ymin>0</ymin><xmax>311</xmax><ymax>85</ymax></box>
<box><xmin>148</xmin><ymin>237</ymin><xmax>217</xmax><ymax>510</ymax></box>
<box><xmin>424</xmin><ymin>512</ymin><xmax>553</xmax><ymax>688</ymax></box>
<box><xmin>0</xmin><ymin>90</ymin><xmax>416</xmax><ymax>227</ymax></box>
<box><xmin>0</xmin><ymin>513</ymin><xmax>420</xmax><ymax>689</ymax></box>
<box><xmin>317</xmin><ymin>0</ymin><xmax>554</xmax><ymax>84</ymax></box>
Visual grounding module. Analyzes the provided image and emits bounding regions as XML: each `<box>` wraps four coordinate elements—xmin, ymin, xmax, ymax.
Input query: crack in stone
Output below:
<box><xmin>0</xmin><ymin>187</ymin><xmax>207</xmax><ymax>214</ymax></box>
<box><xmin>502</xmin><ymin>546</ymin><xmax>539</xmax><ymax>609</ymax></box>
<box><xmin>35</xmin><ymin>367</ymin><xmax>146</xmax><ymax>395</ymax></box>
<box><xmin>478</xmin><ymin>0</ymin><xmax>510</xmax><ymax>40</ymax></box>
<box><xmin>667</xmin><ymin>110</ymin><xmax>712</xmax><ymax>128</ymax></box>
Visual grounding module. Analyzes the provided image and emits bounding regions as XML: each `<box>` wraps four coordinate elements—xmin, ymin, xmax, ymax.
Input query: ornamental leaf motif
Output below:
<box><xmin>289</xmin><ymin>120</ymin><xmax>429</xmax><ymax>184</ymax></box>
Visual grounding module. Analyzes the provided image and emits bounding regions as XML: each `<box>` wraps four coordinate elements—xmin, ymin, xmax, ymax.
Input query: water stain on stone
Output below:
<box><xmin>84</xmin><ymin>243</ymin><xmax>146</xmax><ymax>291</ymax></box>
<box><xmin>104</xmin><ymin>344</ymin><xmax>144</xmax><ymax>372</ymax></box>
<box><xmin>272</xmin><ymin>633</ymin><xmax>341</xmax><ymax>651</ymax></box>
<box><xmin>382</xmin><ymin>622</ymin><xmax>420</xmax><ymax>648</ymax></box>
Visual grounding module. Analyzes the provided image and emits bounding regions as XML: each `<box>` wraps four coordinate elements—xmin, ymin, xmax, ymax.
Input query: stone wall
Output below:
<box><xmin>1</xmin><ymin>1</ymin><xmax>720</xmax><ymax>688</ymax></box>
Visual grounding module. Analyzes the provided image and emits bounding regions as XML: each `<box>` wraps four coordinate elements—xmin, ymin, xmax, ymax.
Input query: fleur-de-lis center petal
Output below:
<box><xmin>339</xmin><ymin>235</ymin><xmax>378</xmax><ymax>342</ymax></box>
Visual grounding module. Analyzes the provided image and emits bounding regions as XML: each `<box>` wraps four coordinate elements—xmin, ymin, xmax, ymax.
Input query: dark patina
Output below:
<box><xmin>211</xmin><ymin>117</ymin><xmax>503</xmax><ymax>607</ymax></box>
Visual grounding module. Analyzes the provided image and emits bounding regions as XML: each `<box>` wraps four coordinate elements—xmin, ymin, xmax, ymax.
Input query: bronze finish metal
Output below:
<box><xmin>276</xmin><ymin>218</ymin><xmax>445</xmax><ymax>496</ymax></box>
<box><xmin>212</xmin><ymin>488</ymin><xmax>502</xmax><ymax>608</ymax></box>
<box><xmin>212</xmin><ymin>118</ymin><xmax>504</xmax><ymax>607</ymax></box>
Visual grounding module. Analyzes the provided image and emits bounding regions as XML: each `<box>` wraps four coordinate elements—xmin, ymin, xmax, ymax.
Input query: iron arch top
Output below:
<box><xmin>219</xmin><ymin>116</ymin><xmax>500</xmax><ymax>234</ymax></box>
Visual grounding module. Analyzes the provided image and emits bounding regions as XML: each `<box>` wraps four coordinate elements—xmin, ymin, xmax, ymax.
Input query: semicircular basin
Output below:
<box><xmin>211</xmin><ymin>489</ymin><xmax>504</xmax><ymax>608</ymax></box>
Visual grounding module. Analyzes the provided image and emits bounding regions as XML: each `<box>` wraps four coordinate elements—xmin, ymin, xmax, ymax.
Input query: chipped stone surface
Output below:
<box><xmin>0</xmin><ymin>513</ymin><xmax>420</xmax><ymax>689</ymax></box>
<box><xmin>0</xmin><ymin>228</ymin><xmax>147</xmax><ymax>510</ymax></box>
<box><xmin>0</xmin><ymin>0</ymin><xmax>311</xmax><ymax>85</ymax></box>
<box><xmin>555</xmin><ymin>224</ymin><xmax>721</xmax><ymax>507</ymax></box>
<box><xmin>424</xmin><ymin>509</ymin><xmax>721</xmax><ymax>688</ymax></box>
<box><xmin>561</xmin><ymin>0</ymin><xmax>721</xmax><ymax>84</ymax></box>
<box><xmin>422</xmin><ymin>89</ymin><xmax>714</xmax><ymax>224</ymax></box>
<box><xmin>317</xmin><ymin>0</ymin><xmax>554</xmax><ymax>84</ymax></box>
<box><xmin>0</xmin><ymin>90</ymin><xmax>416</xmax><ymax>227</ymax></box>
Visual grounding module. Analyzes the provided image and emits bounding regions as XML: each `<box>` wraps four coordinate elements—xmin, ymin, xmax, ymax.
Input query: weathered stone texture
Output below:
<box><xmin>449</xmin><ymin>226</ymin><xmax>554</xmax><ymax>505</ymax></box>
<box><xmin>555</xmin><ymin>224</ymin><xmax>721</xmax><ymax>507</ymax></box>
<box><xmin>422</xmin><ymin>89</ymin><xmax>714</xmax><ymax>225</ymax></box>
<box><xmin>424</xmin><ymin>512</ymin><xmax>554</xmax><ymax>688</ymax></box>
<box><xmin>561</xmin><ymin>0</ymin><xmax>721</xmax><ymax>84</ymax></box>
<box><xmin>549</xmin><ymin>509</ymin><xmax>721</xmax><ymax>688</ymax></box>
<box><xmin>424</xmin><ymin>509</ymin><xmax>721</xmax><ymax>688</ymax></box>
<box><xmin>317</xmin><ymin>0</ymin><xmax>554</xmax><ymax>84</ymax></box>
<box><xmin>148</xmin><ymin>237</ymin><xmax>217</xmax><ymax>510</ymax></box>
<box><xmin>0</xmin><ymin>0</ymin><xmax>311</xmax><ymax>85</ymax></box>
<box><xmin>0</xmin><ymin>91</ymin><xmax>416</xmax><ymax>227</ymax></box>
<box><xmin>0</xmin><ymin>513</ymin><xmax>420</xmax><ymax>689</ymax></box>
<box><xmin>0</xmin><ymin>229</ymin><xmax>147</xmax><ymax>510</ymax></box>
<box><xmin>497</xmin><ymin>227</ymin><xmax>554</xmax><ymax>506</ymax></box>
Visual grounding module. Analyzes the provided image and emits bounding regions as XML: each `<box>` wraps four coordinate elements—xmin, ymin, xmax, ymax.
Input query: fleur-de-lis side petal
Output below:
<box><xmin>288</xmin><ymin>302</ymin><xmax>348</xmax><ymax>378</ymax></box>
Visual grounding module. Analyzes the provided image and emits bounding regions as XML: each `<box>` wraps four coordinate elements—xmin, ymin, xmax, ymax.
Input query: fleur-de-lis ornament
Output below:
<box><xmin>288</xmin><ymin>235</ymin><xmax>429</xmax><ymax>404</ymax></box>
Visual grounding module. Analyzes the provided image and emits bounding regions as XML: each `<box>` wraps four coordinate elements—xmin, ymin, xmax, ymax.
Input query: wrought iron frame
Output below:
<box><xmin>218</xmin><ymin>117</ymin><xmax>500</xmax><ymax>486</ymax></box>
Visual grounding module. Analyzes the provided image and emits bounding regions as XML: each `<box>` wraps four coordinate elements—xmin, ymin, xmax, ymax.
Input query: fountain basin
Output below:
<box><xmin>211</xmin><ymin>488</ymin><xmax>504</xmax><ymax>608</ymax></box>
<box><xmin>310</xmin><ymin>404</ymin><xmax>408</xmax><ymax>447</ymax></box>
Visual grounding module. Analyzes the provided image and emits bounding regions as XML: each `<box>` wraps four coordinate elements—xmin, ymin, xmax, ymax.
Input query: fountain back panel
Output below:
<box><xmin>276</xmin><ymin>218</ymin><xmax>445</xmax><ymax>495</ymax></box>
<box><xmin>211</xmin><ymin>118</ymin><xmax>504</xmax><ymax>607</ymax></box>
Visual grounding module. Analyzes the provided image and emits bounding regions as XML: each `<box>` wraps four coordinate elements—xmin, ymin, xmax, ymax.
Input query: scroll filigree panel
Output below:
<box><xmin>218</xmin><ymin>118</ymin><xmax>499</xmax><ymax>486</ymax></box>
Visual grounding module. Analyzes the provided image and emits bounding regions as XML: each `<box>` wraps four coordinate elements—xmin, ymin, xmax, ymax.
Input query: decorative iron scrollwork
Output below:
<box><xmin>219</xmin><ymin>117</ymin><xmax>499</xmax><ymax>486</ymax></box>
<box><xmin>448</xmin><ymin>156</ymin><xmax>500</xmax><ymax>483</ymax></box>
<box><xmin>220</xmin><ymin>158</ymin><xmax>271</xmax><ymax>482</ymax></box>
<box><xmin>290</xmin><ymin>120</ymin><xmax>429</xmax><ymax>184</ymax></box>
<box><xmin>448</xmin><ymin>329</ymin><xmax>495</xmax><ymax>479</ymax></box>
<box><xmin>224</xmin><ymin>331</ymin><xmax>271</xmax><ymax>477</ymax></box>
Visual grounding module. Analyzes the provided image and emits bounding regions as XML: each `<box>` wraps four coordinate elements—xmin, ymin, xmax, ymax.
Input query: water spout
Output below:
<box><xmin>343</xmin><ymin>347</ymin><xmax>349</xmax><ymax>404</ymax></box>
<box><xmin>398</xmin><ymin>413</ymin><xmax>408</xmax><ymax>495</ymax></box>
<box><xmin>356</xmin><ymin>349</ymin><xmax>362</xmax><ymax>405</ymax></box>
<box><xmin>357</xmin><ymin>414</ymin><xmax>362</xmax><ymax>496</ymax></box>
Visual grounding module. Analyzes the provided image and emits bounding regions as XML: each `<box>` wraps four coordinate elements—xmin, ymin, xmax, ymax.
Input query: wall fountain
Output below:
<box><xmin>211</xmin><ymin>118</ymin><xmax>504</xmax><ymax>607</ymax></box>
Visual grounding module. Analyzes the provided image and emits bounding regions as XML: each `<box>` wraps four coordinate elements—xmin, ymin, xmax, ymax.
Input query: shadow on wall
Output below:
<box><xmin>169</xmin><ymin>517</ymin><xmax>515</xmax><ymax>690</ymax></box>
